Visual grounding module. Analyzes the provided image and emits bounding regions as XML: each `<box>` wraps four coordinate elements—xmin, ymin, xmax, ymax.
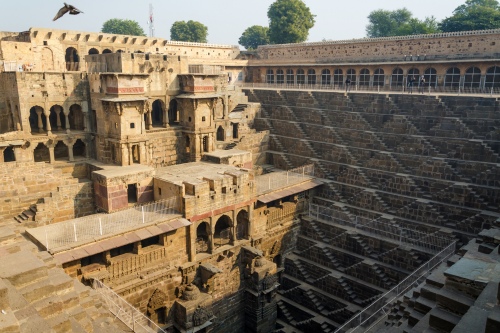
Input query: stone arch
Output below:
<box><xmin>88</xmin><ymin>48</ymin><xmax>99</xmax><ymax>55</ymax></box>
<box><xmin>65</xmin><ymin>47</ymin><xmax>79</xmax><ymax>71</ymax></box>
<box><xmin>34</xmin><ymin>142</ymin><xmax>50</xmax><ymax>162</ymax></box>
<box><xmin>391</xmin><ymin>67</ymin><xmax>404</xmax><ymax>88</ymax></box>
<box><xmin>485</xmin><ymin>66</ymin><xmax>500</xmax><ymax>88</ymax></box>
<box><xmin>236</xmin><ymin>209</ymin><xmax>249</xmax><ymax>240</ymax></box>
<box><xmin>214</xmin><ymin>215</ymin><xmax>232</xmax><ymax>248</ymax></box>
<box><xmin>102</xmin><ymin>49</ymin><xmax>112</xmax><ymax>54</ymax></box>
<box><xmin>359</xmin><ymin>68</ymin><xmax>370</xmax><ymax>86</ymax></box>
<box><xmin>307</xmin><ymin>69</ymin><xmax>316</xmax><ymax>85</ymax></box>
<box><xmin>445</xmin><ymin>67</ymin><xmax>461</xmax><ymax>87</ymax></box>
<box><xmin>216</xmin><ymin>126</ymin><xmax>225</xmax><ymax>141</ymax></box>
<box><xmin>41</xmin><ymin>47</ymin><xmax>54</xmax><ymax>71</ymax></box>
<box><xmin>29</xmin><ymin>106</ymin><xmax>46</xmax><ymax>134</ymax></box>
<box><xmin>151</xmin><ymin>100</ymin><xmax>164</xmax><ymax>127</ymax></box>
<box><xmin>321</xmin><ymin>69</ymin><xmax>331</xmax><ymax>85</ymax></box>
<box><xmin>3</xmin><ymin>147</ymin><xmax>15</xmax><ymax>162</ymax></box>
<box><xmin>54</xmin><ymin>141</ymin><xmax>69</xmax><ymax>161</ymax></box>
<box><xmin>464</xmin><ymin>67</ymin><xmax>481</xmax><ymax>89</ymax></box>
<box><xmin>168</xmin><ymin>99</ymin><xmax>178</xmax><ymax>125</ymax></box>
<box><xmin>49</xmin><ymin>105</ymin><xmax>65</xmax><ymax>131</ymax></box>
<box><xmin>146</xmin><ymin>289</ymin><xmax>167</xmax><ymax>325</ymax></box>
<box><xmin>73</xmin><ymin>139</ymin><xmax>86</xmax><ymax>158</ymax></box>
<box><xmin>373</xmin><ymin>68</ymin><xmax>385</xmax><ymax>86</ymax></box>
<box><xmin>196</xmin><ymin>221</ymin><xmax>210</xmax><ymax>254</ymax></box>
<box><xmin>296</xmin><ymin>69</ymin><xmax>305</xmax><ymax>84</ymax></box>
<box><xmin>69</xmin><ymin>104</ymin><xmax>84</xmax><ymax>130</ymax></box>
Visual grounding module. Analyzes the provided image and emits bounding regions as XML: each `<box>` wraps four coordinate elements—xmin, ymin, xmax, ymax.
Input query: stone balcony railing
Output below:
<box><xmin>106</xmin><ymin>246</ymin><xmax>168</xmax><ymax>282</ymax></box>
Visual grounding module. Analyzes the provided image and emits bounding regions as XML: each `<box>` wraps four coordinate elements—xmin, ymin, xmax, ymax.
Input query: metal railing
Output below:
<box><xmin>33</xmin><ymin>198</ymin><xmax>179</xmax><ymax>250</ymax></box>
<box><xmin>309</xmin><ymin>203</ymin><xmax>453</xmax><ymax>253</ymax></box>
<box><xmin>256</xmin><ymin>164</ymin><xmax>315</xmax><ymax>195</ymax></box>
<box><xmin>334</xmin><ymin>240</ymin><xmax>456</xmax><ymax>333</ymax></box>
<box><xmin>188</xmin><ymin>64</ymin><xmax>224</xmax><ymax>75</ymax></box>
<box><xmin>240</xmin><ymin>82</ymin><xmax>500</xmax><ymax>96</ymax></box>
<box><xmin>93</xmin><ymin>279</ymin><xmax>166</xmax><ymax>333</ymax></box>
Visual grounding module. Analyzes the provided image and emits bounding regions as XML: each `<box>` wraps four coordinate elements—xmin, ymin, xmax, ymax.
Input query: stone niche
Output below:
<box><xmin>92</xmin><ymin>165</ymin><xmax>155</xmax><ymax>212</ymax></box>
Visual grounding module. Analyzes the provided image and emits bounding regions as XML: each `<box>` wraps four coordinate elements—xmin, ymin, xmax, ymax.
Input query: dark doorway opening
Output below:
<box><xmin>127</xmin><ymin>184</ymin><xmax>138</xmax><ymax>203</ymax></box>
<box><xmin>3</xmin><ymin>147</ymin><xmax>15</xmax><ymax>162</ymax></box>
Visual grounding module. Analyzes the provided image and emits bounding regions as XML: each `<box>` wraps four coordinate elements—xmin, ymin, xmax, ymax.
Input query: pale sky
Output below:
<box><xmin>0</xmin><ymin>1</ymin><xmax>465</xmax><ymax>47</ymax></box>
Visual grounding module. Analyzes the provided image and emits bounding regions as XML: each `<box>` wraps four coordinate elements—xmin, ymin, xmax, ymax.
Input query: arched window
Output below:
<box><xmin>152</xmin><ymin>100</ymin><xmax>164</xmax><ymax>127</ymax></box>
<box><xmin>196</xmin><ymin>222</ymin><xmax>210</xmax><ymax>254</ymax></box>
<box><xmin>73</xmin><ymin>139</ymin><xmax>86</xmax><ymax>158</ymax></box>
<box><xmin>102</xmin><ymin>49</ymin><xmax>112</xmax><ymax>54</ymax></box>
<box><xmin>168</xmin><ymin>99</ymin><xmax>178</xmax><ymax>125</ymax></box>
<box><xmin>266</xmin><ymin>69</ymin><xmax>274</xmax><ymax>83</ymax></box>
<box><xmin>65</xmin><ymin>47</ymin><xmax>79</xmax><ymax>71</ymax></box>
<box><xmin>333</xmin><ymin>69</ymin><xmax>343</xmax><ymax>86</ymax></box>
<box><xmin>54</xmin><ymin>141</ymin><xmax>69</xmax><ymax>161</ymax></box>
<box><xmin>88</xmin><ymin>48</ymin><xmax>99</xmax><ymax>55</ymax></box>
<box><xmin>445</xmin><ymin>67</ymin><xmax>461</xmax><ymax>87</ymax></box>
<box><xmin>296</xmin><ymin>69</ymin><xmax>305</xmax><ymax>84</ymax></box>
<box><xmin>391</xmin><ymin>68</ymin><xmax>404</xmax><ymax>88</ymax></box>
<box><xmin>286</xmin><ymin>69</ymin><xmax>294</xmax><ymax>84</ymax></box>
<box><xmin>214</xmin><ymin>215</ymin><xmax>232</xmax><ymax>248</ymax></box>
<box><xmin>307</xmin><ymin>69</ymin><xmax>316</xmax><ymax>85</ymax></box>
<box><xmin>69</xmin><ymin>104</ymin><xmax>84</xmax><ymax>131</ymax></box>
<box><xmin>373</xmin><ymin>68</ymin><xmax>385</xmax><ymax>86</ymax></box>
<box><xmin>203</xmin><ymin>136</ymin><xmax>209</xmax><ymax>152</ymax></box>
<box><xmin>408</xmin><ymin>68</ymin><xmax>419</xmax><ymax>78</ymax></box>
<box><xmin>321</xmin><ymin>69</ymin><xmax>331</xmax><ymax>85</ymax></box>
<box><xmin>485</xmin><ymin>66</ymin><xmax>500</xmax><ymax>89</ymax></box>
<box><xmin>464</xmin><ymin>67</ymin><xmax>481</xmax><ymax>89</ymax></box>
<box><xmin>276</xmin><ymin>69</ymin><xmax>284</xmax><ymax>84</ymax></box>
<box><xmin>424</xmin><ymin>68</ymin><xmax>437</xmax><ymax>87</ymax></box>
<box><xmin>29</xmin><ymin>106</ymin><xmax>46</xmax><ymax>134</ymax></box>
<box><xmin>3</xmin><ymin>147</ymin><xmax>15</xmax><ymax>162</ymax></box>
<box><xmin>236</xmin><ymin>210</ymin><xmax>249</xmax><ymax>240</ymax></box>
<box><xmin>359</xmin><ymin>68</ymin><xmax>370</xmax><ymax>86</ymax></box>
<box><xmin>34</xmin><ymin>143</ymin><xmax>50</xmax><ymax>162</ymax></box>
<box><xmin>216</xmin><ymin>126</ymin><xmax>225</xmax><ymax>141</ymax></box>
<box><xmin>49</xmin><ymin>105</ymin><xmax>65</xmax><ymax>132</ymax></box>
<box><xmin>346</xmin><ymin>69</ymin><xmax>356</xmax><ymax>85</ymax></box>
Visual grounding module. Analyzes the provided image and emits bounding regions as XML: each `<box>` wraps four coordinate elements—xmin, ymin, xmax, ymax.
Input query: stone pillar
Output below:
<box><xmin>44</xmin><ymin>111</ymin><xmax>52</xmax><ymax>135</ymax></box>
<box><xmin>82</xmin><ymin>102</ymin><xmax>89</xmax><ymax>132</ymax></box>
<box><xmin>85</xmin><ymin>140</ymin><xmax>91</xmax><ymax>159</ymax></box>
<box><xmin>0</xmin><ymin>148</ymin><xmax>4</xmax><ymax>163</ymax></box>
<box><xmin>128</xmin><ymin>144</ymin><xmax>133</xmax><ymax>165</ymax></box>
<box><xmin>140</xmin><ymin>141</ymin><xmax>147</xmax><ymax>165</ymax></box>
<box><xmin>64</xmin><ymin>111</ymin><xmax>71</xmax><ymax>133</ymax></box>
<box><xmin>121</xmin><ymin>144</ymin><xmax>128</xmax><ymax>166</ymax></box>
<box><xmin>188</xmin><ymin>225</ymin><xmax>196</xmax><ymax>262</ymax></box>
<box><xmin>10</xmin><ymin>102</ymin><xmax>21</xmax><ymax>131</ymax></box>
<box><xmin>68</xmin><ymin>143</ymin><xmax>74</xmax><ymax>162</ymax></box>
<box><xmin>35</xmin><ymin>107</ymin><xmax>43</xmax><ymax>133</ymax></box>
<box><xmin>147</xmin><ymin>111</ymin><xmax>153</xmax><ymax>130</ymax></box>
<box><xmin>163</xmin><ymin>102</ymin><xmax>168</xmax><ymax>128</ymax></box>
<box><xmin>209</xmin><ymin>216</ymin><xmax>214</xmax><ymax>253</ymax></box>
<box><xmin>231</xmin><ymin>210</ymin><xmax>236</xmax><ymax>245</ymax></box>
<box><xmin>248</xmin><ymin>205</ymin><xmax>254</xmax><ymax>238</ymax></box>
<box><xmin>48</xmin><ymin>145</ymin><xmax>55</xmax><ymax>164</ymax></box>
<box><xmin>54</xmin><ymin>106</ymin><xmax>62</xmax><ymax>130</ymax></box>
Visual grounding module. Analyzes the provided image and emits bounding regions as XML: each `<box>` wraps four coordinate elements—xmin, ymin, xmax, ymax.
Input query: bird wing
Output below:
<box><xmin>68</xmin><ymin>4</ymin><xmax>83</xmax><ymax>14</ymax></box>
<box><xmin>53</xmin><ymin>5</ymin><xmax>69</xmax><ymax>21</ymax></box>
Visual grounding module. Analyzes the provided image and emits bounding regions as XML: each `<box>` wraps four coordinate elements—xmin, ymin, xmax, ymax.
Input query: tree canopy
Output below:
<box><xmin>267</xmin><ymin>0</ymin><xmax>315</xmax><ymax>44</ymax></box>
<box><xmin>239</xmin><ymin>25</ymin><xmax>270</xmax><ymax>50</ymax></box>
<box><xmin>101</xmin><ymin>19</ymin><xmax>145</xmax><ymax>36</ymax></box>
<box><xmin>366</xmin><ymin>8</ymin><xmax>439</xmax><ymax>37</ymax></box>
<box><xmin>440</xmin><ymin>0</ymin><xmax>500</xmax><ymax>32</ymax></box>
<box><xmin>170</xmin><ymin>20</ymin><xmax>208</xmax><ymax>43</ymax></box>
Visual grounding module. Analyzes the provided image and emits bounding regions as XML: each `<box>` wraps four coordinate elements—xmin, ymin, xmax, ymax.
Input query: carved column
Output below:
<box><xmin>68</xmin><ymin>143</ymin><xmax>74</xmax><ymax>162</ymax></box>
<box><xmin>209</xmin><ymin>216</ymin><xmax>214</xmax><ymax>253</ymax></box>
<box><xmin>54</xmin><ymin>106</ymin><xmax>62</xmax><ymax>130</ymax></box>
<box><xmin>128</xmin><ymin>143</ymin><xmax>133</xmax><ymax>165</ymax></box>
<box><xmin>231</xmin><ymin>210</ymin><xmax>236</xmax><ymax>246</ymax></box>
<box><xmin>35</xmin><ymin>107</ymin><xmax>44</xmax><ymax>133</ymax></box>
<box><xmin>64</xmin><ymin>111</ymin><xmax>71</xmax><ymax>133</ymax></box>
<box><xmin>121</xmin><ymin>145</ymin><xmax>128</xmax><ymax>166</ymax></box>
<box><xmin>44</xmin><ymin>111</ymin><xmax>52</xmax><ymax>135</ymax></box>
<box><xmin>9</xmin><ymin>102</ymin><xmax>21</xmax><ymax>131</ymax></box>
<box><xmin>48</xmin><ymin>145</ymin><xmax>55</xmax><ymax>164</ymax></box>
<box><xmin>147</xmin><ymin>110</ymin><xmax>153</xmax><ymax>130</ymax></box>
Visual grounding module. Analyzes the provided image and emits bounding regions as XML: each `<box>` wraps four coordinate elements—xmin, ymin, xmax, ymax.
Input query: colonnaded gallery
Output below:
<box><xmin>0</xmin><ymin>26</ymin><xmax>499</xmax><ymax>333</ymax></box>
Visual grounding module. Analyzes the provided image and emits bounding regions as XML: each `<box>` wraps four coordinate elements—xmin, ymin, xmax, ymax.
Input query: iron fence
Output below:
<box><xmin>33</xmin><ymin>197</ymin><xmax>179</xmax><ymax>250</ymax></box>
<box><xmin>256</xmin><ymin>164</ymin><xmax>315</xmax><ymax>195</ymax></box>
<box><xmin>93</xmin><ymin>279</ymin><xmax>166</xmax><ymax>333</ymax></box>
<box><xmin>334</xmin><ymin>240</ymin><xmax>456</xmax><ymax>333</ymax></box>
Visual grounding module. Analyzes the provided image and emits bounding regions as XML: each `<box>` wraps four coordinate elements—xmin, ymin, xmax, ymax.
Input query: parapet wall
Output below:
<box><xmin>255</xmin><ymin>29</ymin><xmax>500</xmax><ymax>64</ymax></box>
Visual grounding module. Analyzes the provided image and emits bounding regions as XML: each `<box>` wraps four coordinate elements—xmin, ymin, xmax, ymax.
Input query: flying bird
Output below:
<box><xmin>53</xmin><ymin>3</ymin><xmax>84</xmax><ymax>21</ymax></box>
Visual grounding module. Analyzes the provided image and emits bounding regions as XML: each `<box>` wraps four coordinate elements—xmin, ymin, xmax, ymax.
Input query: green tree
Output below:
<box><xmin>267</xmin><ymin>0</ymin><xmax>315</xmax><ymax>44</ymax></box>
<box><xmin>101</xmin><ymin>19</ymin><xmax>145</xmax><ymax>36</ymax></box>
<box><xmin>440</xmin><ymin>0</ymin><xmax>500</xmax><ymax>32</ymax></box>
<box><xmin>366</xmin><ymin>8</ymin><xmax>439</xmax><ymax>37</ymax></box>
<box><xmin>170</xmin><ymin>20</ymin><xmax>208</xmax><ymax>43</ymax></box>
<box><xmin>239</xmin><ymin>25</ymin><xmax>270</xmax><ymax>50</ymax></box>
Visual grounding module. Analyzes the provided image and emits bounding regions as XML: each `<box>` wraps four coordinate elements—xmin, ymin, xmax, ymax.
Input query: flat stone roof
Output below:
<box><xmin>93</xmin><ymin>164</ymin><xmax>154</xmax><ymax>179</ymax></box>
<box><xmin>175</xmin><ymin>93</ymin><xmax>221</xmax><ymax>99</ymax></box>
<box><xmin>445</xmin><ymin>255</ymin><xmax>500</xmax><ymax>283</ymax></box>
<box><xmin>154</xmin><ymin>162</ymin><xmax>247</xmax><ymax>185</ymax></box>
<box><xmin>100</xmin><ymin>97</ymin><xmax>149</xmax><ymax>102</ymax></box>
<box><xmin>204</xmin><ymin>149</ymin><xmax>249</xmax><ymax>158</ymax></box>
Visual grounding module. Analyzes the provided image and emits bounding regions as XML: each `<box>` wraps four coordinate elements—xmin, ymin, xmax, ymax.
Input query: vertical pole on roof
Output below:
<box><xmin>142</xmin><ymin>207</ymin><xmax>145</xmax><ymax>224</ymax></box>
<box><xmin>99</xmin><ymin>218</ymin><xmax>103</xmax><ymax>236</ymax></box>
<box><xmin>73</xmin><ymin>223</ymin><xmax>77</xmax><ymax>242</ymax></box>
